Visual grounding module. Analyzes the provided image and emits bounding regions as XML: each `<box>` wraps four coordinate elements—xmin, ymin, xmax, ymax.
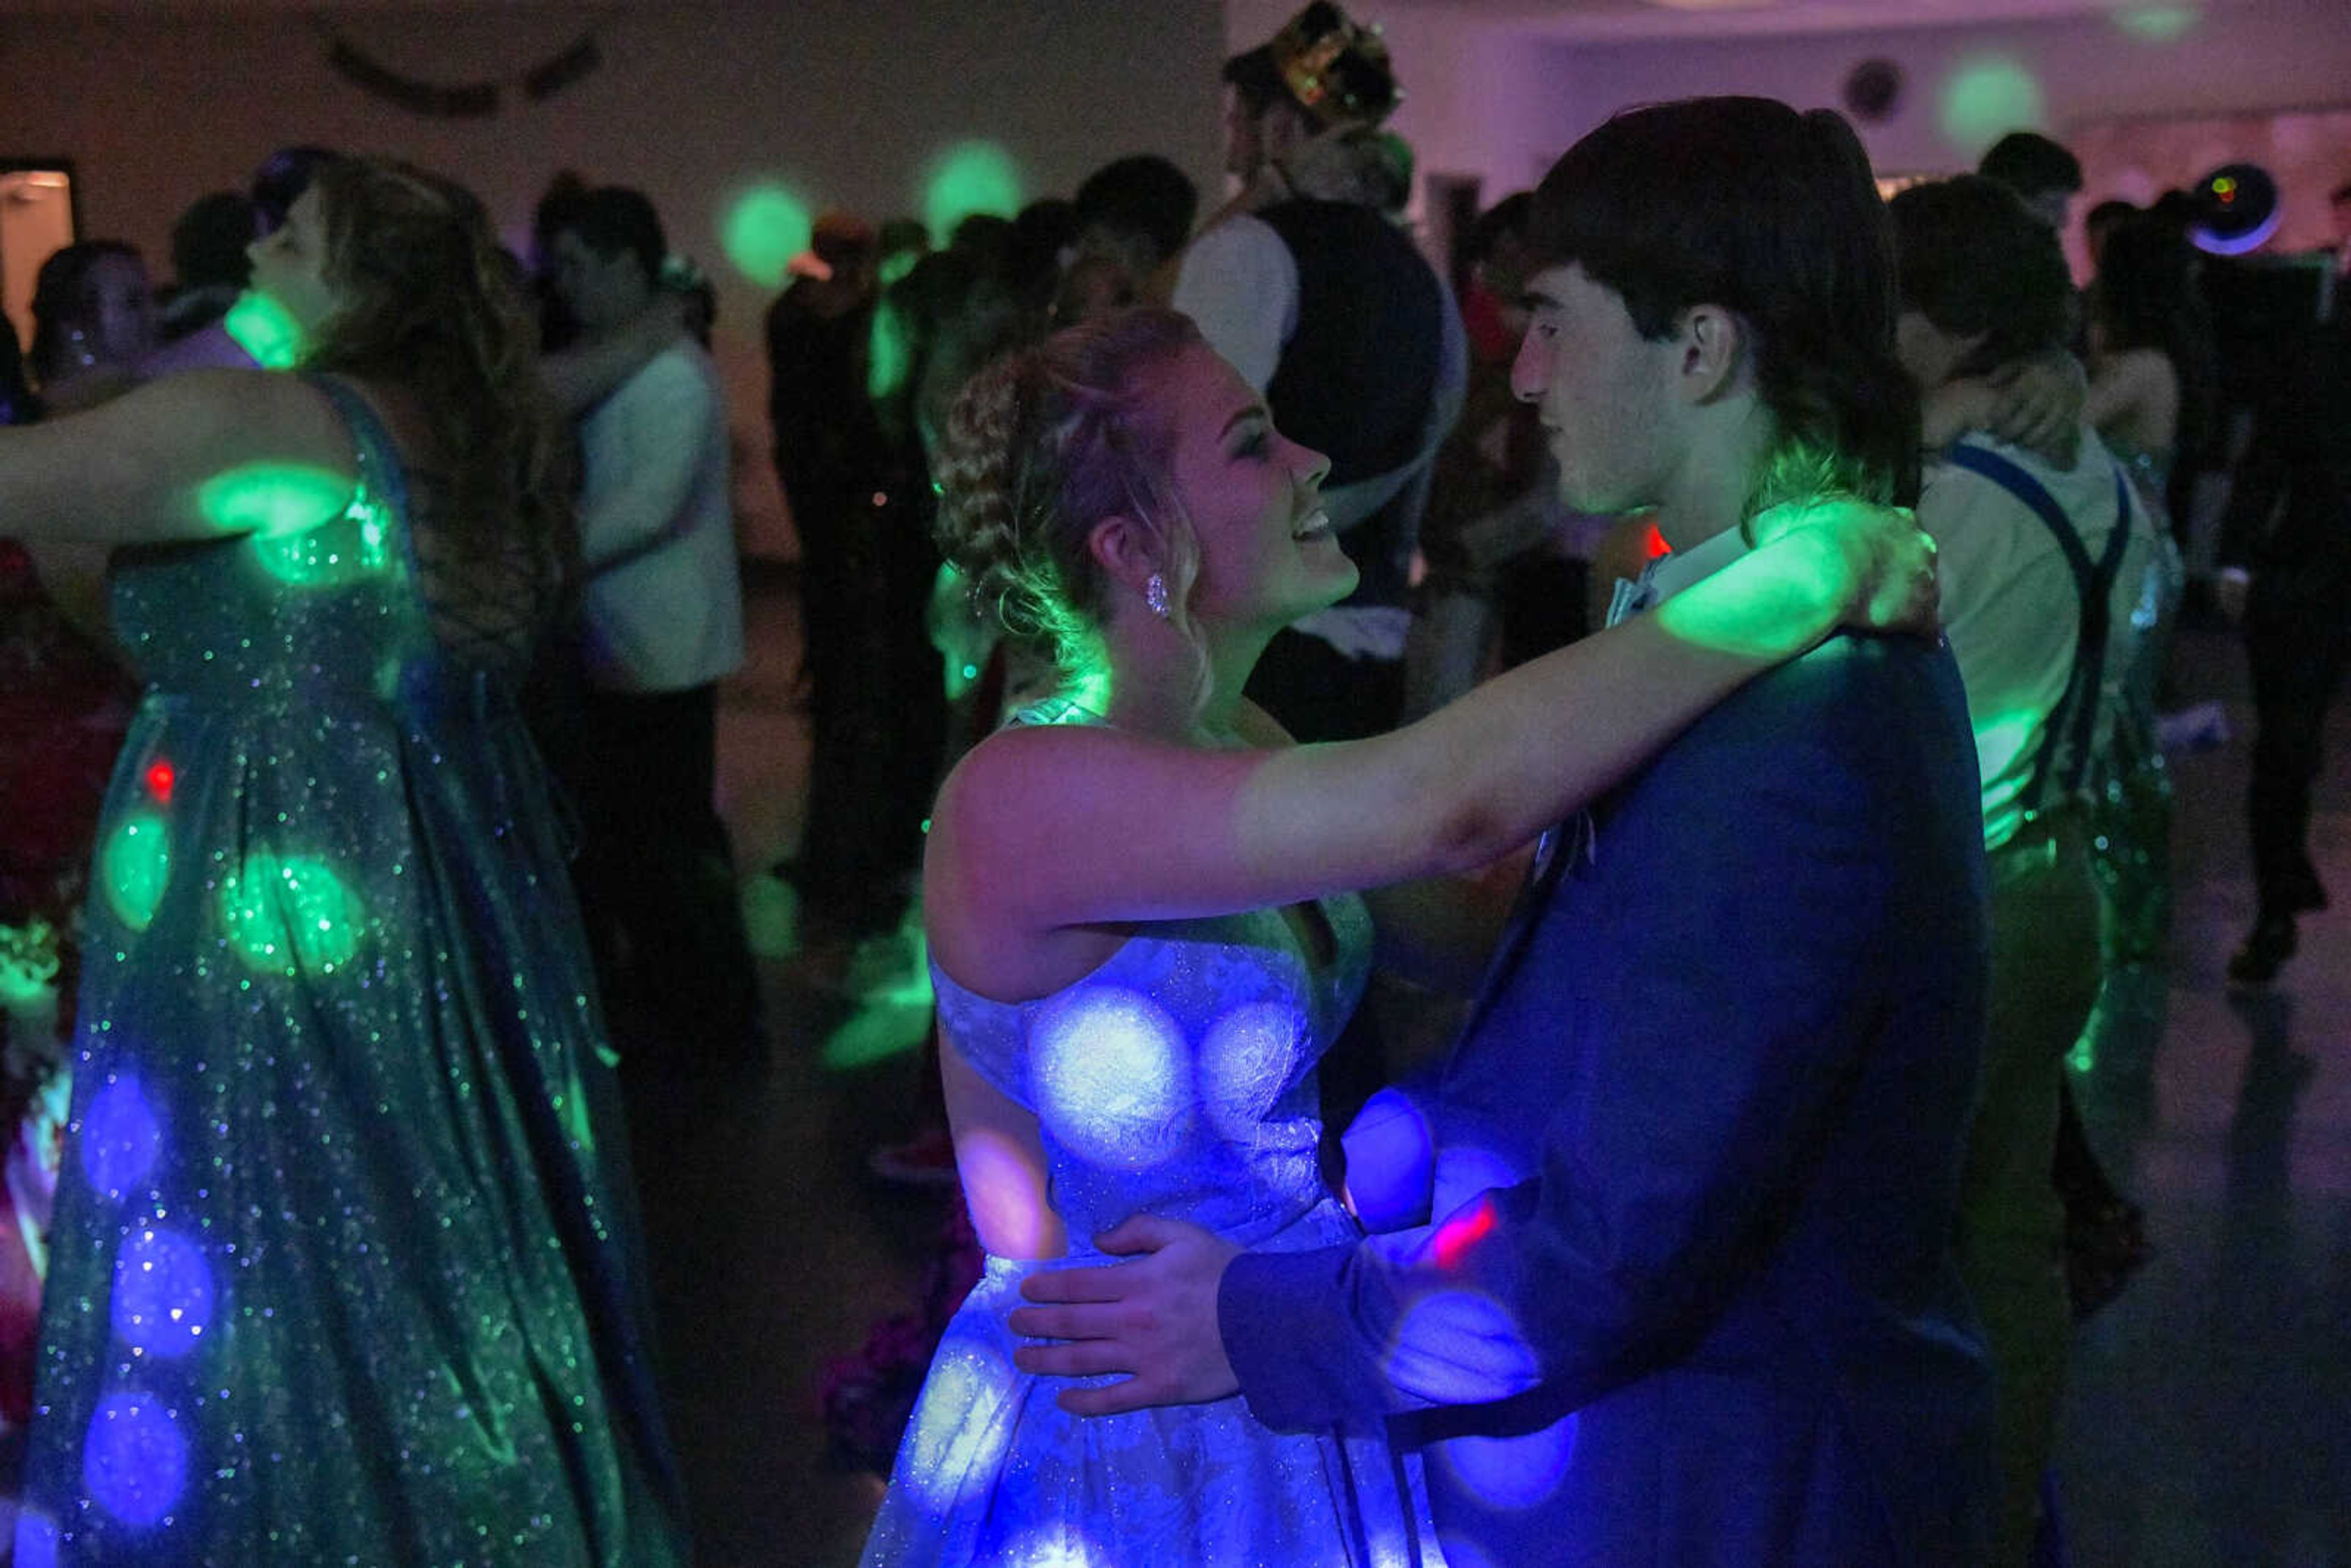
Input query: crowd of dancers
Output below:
<box><xmin>1</xmin><ymin>1</ymin><xmax>2346</xmax><ymax>1563</ymax></box>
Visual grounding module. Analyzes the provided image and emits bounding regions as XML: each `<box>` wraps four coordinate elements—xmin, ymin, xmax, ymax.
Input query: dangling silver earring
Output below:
<box><xmin>1145</xmin><ymin>573</ymin><xmax>1171</xmax><ymax>620</ymax></box>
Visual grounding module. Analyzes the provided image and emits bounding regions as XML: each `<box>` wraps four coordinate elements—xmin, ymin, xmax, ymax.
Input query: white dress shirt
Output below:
<box><xmin>575</xmin><ymin>342</ymin><xmax>746</xmax><ymax>693</ymax></box>
<box><xmin>1919</xmin><ymin>427</ymin><xmax>2151</xmax><ymax>852</ymax></box>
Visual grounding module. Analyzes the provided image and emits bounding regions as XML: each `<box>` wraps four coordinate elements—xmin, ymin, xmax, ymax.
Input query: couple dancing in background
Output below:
<box><xmin>866</xmin><ymin>97</ymin><xmax>1996</xmax><ymax>1568</ymax></box>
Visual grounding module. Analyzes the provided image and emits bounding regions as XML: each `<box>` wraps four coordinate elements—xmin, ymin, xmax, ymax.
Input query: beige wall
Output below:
<box><xmin>0</xmin><ymin>0</ymin><xmax>1226</xmax><ymax>554</ymax></box>
<box><xmin>1223</xmin><ymin>1</ymin><xmax>2351</xmax><ymax>268</ymax></box>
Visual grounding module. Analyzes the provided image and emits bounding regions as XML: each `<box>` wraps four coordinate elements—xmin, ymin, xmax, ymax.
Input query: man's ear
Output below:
<box><xmin>1086</xmin><ymin>514</ymin><xmax>1159</xmax><ymax>600</ymax></box>
<box><xmin>1673</xmin><ymin>303</ymin><xmax>1750</xmax><ymax>405</ymax></box>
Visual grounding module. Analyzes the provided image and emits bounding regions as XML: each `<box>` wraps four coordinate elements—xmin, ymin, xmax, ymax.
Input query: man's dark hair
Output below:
<box><xmin>1528</xmin><ymin>96</ymin><xmax>1919</xmax><ymax>511</ymax></box>
<box><xmin>170</xmin><ymin>192</ymin><xmax>257</xmax><ymax>290</ymax></box>
<box><xmin>29</xmin><ymin>239</ymin><xmax>143</xmax><ymax>383</ymax></box>
<box><xmin>547</xmin><ymin>185</ymin><xmax>666</xmax><ymax>283</ymax></box>
<box><xmin>1074</xmin><ymin>155</ymin><xmax>1200</xmax><ymax>269</ymax></box>
<box><xmin>1221</xmin><ymin>46</ymin><xmax>1289</xmax><ymax>118</ymax></box>
<box><xmin>1889</xmin><ymin>175</ymin><xmax>2074</xmax><ymax>378</ymax></box>
<box><xmin>1464</xmin><ymin>191</ymin><xmax>1532</xmax><ymax>268</ymax></box>
<box><xmin>1221</xmin><ymin>3</ymin><xmax>1397</xmax><ymax>127</ymax></box>
<box><xmin>2083</xmin><ymin>198</ymin><xmax>2139</xmax><ymax>247</ymax></box>
<box><xmin>250</xmin><ymin>145</ymin><xmax>342</xmax><ymax>234</ymax></box>
<box><xmin>1977</xmin><ymin>131</ymin><xmax>2082</xmax><ymax>198</ymax></box>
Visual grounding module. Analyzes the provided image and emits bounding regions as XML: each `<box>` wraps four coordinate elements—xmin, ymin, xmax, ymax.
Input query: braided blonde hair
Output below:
<box><xmin>933</xmin><ymin>307</ymin><xmax>1212</xmax><ymax>705</ymax></box>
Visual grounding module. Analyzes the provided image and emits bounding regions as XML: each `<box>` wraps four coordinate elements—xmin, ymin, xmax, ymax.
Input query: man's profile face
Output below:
<box><xmin>1510</xmin><ymin>263</ymin><xmax>1675</xmax><ymax>515</ymax></box>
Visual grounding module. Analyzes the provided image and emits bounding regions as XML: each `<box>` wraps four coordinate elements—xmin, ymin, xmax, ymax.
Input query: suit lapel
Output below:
<box><xmin>1450</xmin><ymin>811</ymin><xmax>1586</xmax><ymax>1055</ymax></box>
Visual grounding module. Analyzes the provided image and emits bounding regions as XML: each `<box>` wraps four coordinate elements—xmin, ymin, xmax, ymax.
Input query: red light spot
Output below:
<box><xmin>1432</xmin><ymin>1197</ymin><xmax>1499</xmax><ymax>1271</ymax></box>
<box><xmin>143</xmin><ymin>760</ymin><xmax>175</xmax><ymax>803</ymax></box>
<box><xmin>1641</xmin><ymin>520</ymin><xmax>1671</xmax><ymax>561</ymax></box>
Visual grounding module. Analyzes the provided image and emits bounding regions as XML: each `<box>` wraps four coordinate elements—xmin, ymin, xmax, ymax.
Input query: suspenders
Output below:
<box><xmin>1943</xmin><ymin>441</ymin><xmax>2135</xmax><ymax>816</ymax></box>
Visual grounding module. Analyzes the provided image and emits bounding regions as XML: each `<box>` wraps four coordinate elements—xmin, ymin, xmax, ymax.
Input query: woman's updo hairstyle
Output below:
<box><xmin>933</xmin><ymin>307</ymin><xmax>1204</xmax><ymax>672</ymax></box>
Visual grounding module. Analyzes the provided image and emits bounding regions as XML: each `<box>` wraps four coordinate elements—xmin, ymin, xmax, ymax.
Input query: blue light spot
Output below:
<box><xmin>1004</xmin><ymin>1530</ymin><xmax>1110</xmax><ymax>1566</ymax></box>
<box><xmin>111</xmin><ymin>1227</ymin><xmax>216</xmax><ymax>1359</ymax></box>
<box><xmin>83</xmin><ymin>1392</ymin><xmax>189</xmax><ymax>1527</ymax></box>
<box><xmin>1341</xmin><ymin>1086</ymin><xmax>1434</xmax><ymax>1231</ymax></box>
<box><xmin>1431</xmin><ymin>1141</ymin><xmax>1520</xmax><ymax>1221</ymax></box>
<box><xmin>1198</xmin><ymin>1002</ymin><xmax>1302</xmax><ymax>1139</ymax></box>
<box><xmin>1387</xmin><ymin>1288</ymin><xmax>1539</xmax><ymax>1405</ymax></box>
<box><xmin>1438</xmin><ymin>1414</ymin><xmax>1577</xmax><ymax>1511</ymax></box>
<box><xmin>2191</xmin><ymin>208</ymin><xmax>2281</xmax><ymax>256</ymax></box>
<box><xmin>11</xmin><ymin>1509</ymin><xmax>59</xmax><ymax>1568</ymax></box>
<box><xmin>902</xmin><ymin>1341</ymin><xmax>1018</xmax><ymax>1512</ymax></box>
<box><xmin>1030</xmin><ymin>987</ymin><xmax>1191</xmax><ymax>1169</ymax></box>
<box><xmin>1428</xmin><ymin>1540</ymin><xmax>1505</xmax><ymax>1568</ymax></box>
<box><xmin>81</xmin><ymin>1077</ymin><xmax>165</xmax><ymax>1200</ymax></box>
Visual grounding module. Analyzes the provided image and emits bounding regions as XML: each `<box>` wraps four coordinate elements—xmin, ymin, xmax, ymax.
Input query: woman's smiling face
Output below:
<box><xmin>1149</xmin><ymin>342</ymin><xmax>1351</xmax><ymax>634</ymax></box>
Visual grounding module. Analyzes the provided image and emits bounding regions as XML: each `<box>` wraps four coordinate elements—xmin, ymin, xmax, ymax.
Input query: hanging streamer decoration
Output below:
<box><xmin>323</xmin><ymin>27</ymin><xmax>603</xmax><ymax>118</ymax></box>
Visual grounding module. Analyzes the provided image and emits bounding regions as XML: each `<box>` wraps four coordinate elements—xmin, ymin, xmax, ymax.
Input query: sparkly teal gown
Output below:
<box><xmin>2075</xmin><ymin>443</ymin><xmax>2184</xmax><ymax>1075</ymax></box>
<box><xmin>17</xmin><ymin>379</ymin><xmax>688</xmax><ymax>1564</ymax></box>
<box><xmin>862</xmin><ymin>703</ymin><xmax>1442</xmax><ymax>1567</ymax></box>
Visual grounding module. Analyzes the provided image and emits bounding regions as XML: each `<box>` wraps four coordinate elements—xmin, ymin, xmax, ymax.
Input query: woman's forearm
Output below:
<box><xmin>1238</xmin><ymin>535</ymin><xmax>1843</xmax><ymax>892</ymax></box>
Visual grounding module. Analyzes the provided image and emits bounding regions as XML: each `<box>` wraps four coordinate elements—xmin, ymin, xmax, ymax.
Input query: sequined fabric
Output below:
<box><xmin>17</xmin><ymin>378</ymin><xmax>687</xmax><ymax>1564</ymax></box>
<box><xmin>2078</xmin><ymin>446</ymin><xmax>2185</xmax><ymax>1067</ymax></box>
<box><xmin>861</xmin><ymin>858</ymin><xmax>1445</xmax><ymax>1566</ymax></box>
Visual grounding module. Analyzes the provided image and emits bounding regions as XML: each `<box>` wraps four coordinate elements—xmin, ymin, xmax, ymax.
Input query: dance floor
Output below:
<box><xmin>622</xmin><ymin>563</ymin><xmax>2350</xmax><ymax>1568</ymax></box>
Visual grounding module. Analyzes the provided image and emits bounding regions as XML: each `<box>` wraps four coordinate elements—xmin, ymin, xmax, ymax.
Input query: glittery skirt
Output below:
<box><xmin>860</xmin><ymin>1196</ymin><xmax>1445</xmax><ymax>1567</ymax></box>
<box><xmin>15</xmin><ymin>681</ymin><xmax>687</xmax><ymax>1564</ymax></box>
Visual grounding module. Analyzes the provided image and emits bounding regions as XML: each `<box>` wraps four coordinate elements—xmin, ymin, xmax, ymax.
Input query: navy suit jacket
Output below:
<box><xmin>1222</xmin><ymin>634</ymin><xmax>1997</xmax><ymax>1566</ymax></box>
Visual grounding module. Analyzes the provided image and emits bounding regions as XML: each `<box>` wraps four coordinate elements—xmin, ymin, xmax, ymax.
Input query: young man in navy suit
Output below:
<box><xmin>1014</xmin><ymin>97</ymin><xmax>1996</xmax><ymax>1566</ymax></box>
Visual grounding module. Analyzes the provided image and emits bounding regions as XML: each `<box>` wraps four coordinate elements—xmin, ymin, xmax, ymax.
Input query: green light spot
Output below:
<box><xmin>1062</xmin><ymin>662</ymin><xmax>1115</xmax><ymax>718</ymax></box>
<box><xmin>820</xmin><ymin>996</ymin><xmax>932</xmax><ymax>1071</ymax></box>
<box><xmin>198</xmin><ymin>465</ymin><xmax>353</xmax><ymax>539</ymax></box>
<box><xmin>1940</xmin><ymin>56</ymin><xmax>2047</xmax><ymax>154</ymax></box>
<box><xmin>0</xmin><ymin>919</ymin><xmax>61</xmax><ymax>1005</ymax></box>
<box><xmin>102</xmin><ymin>812</ymin><xmax>173</xmax><ymax>932</ymax></box>
<box><xmin>197</xmin><ymin>468</ymin><xmax>392</xmax><ymax>585</ymax></box>
<box><xmin>868</xmin><ymin>297</ymin><xmax>912</xmax><ymax>404</ymax></box>
<box><xmin>2113</xmin><ymin>4</ymin><xmax>2199</xmax><ymax>42</ymax></box>
<box><xmin>2066</xmin><ymin>1037</ymin><xmax>2096</xmax><ymax>1075</ymax></box>
<box><xmin>223</xmin><ymin>291</ymin><xmax>304</xmax><ymax>369</ymax></box>
<box><xmin>218</xmin><ymin>852</ymin><xmax>366</xmax><ymax>974</ymax></box>
<box><xmin>878</xmin><ymin>249</ymin><xmax>921</xmax><ymax>289</ymax></box>
<box><xmin>920</xmin><ymin>140</ymin><xmax>1022</xmax><ymax>244</ymax></box>
<box><xmin>719</xmin><ymin>183</ymin><xmax>814</xmax><ymax>290</ymax></box>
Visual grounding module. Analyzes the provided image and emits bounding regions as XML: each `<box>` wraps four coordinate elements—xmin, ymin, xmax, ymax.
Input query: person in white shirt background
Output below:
<box><xmin>1892</xmin><ymin>172</ymin><xmax>2158</xmax><ymax>1568</ymax></box>
<box><xmin>543</xmin><ymin>184</ymin><xmax>762</xmax><ymax>1079</ymax></box>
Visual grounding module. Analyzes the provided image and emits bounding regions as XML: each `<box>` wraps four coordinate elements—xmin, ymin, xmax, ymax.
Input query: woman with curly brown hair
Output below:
<box><xmin>0</xmin><ymin>157</ymin><xmax>685</xmax><ymax>1564</ymax></box>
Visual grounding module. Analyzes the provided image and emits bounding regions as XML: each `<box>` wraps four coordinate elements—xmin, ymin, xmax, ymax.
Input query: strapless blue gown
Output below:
<box><xmin>861</xmin><ymin>882</ymin><xmax>1442</xmax><ymax>1566</ymax></box>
